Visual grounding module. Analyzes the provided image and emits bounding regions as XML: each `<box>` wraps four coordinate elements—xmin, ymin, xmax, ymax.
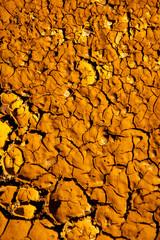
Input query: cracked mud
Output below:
<box><xmin>0</xmin><ymin>0</ymin><xmax>160</xmax><ymax>239</ymax></box>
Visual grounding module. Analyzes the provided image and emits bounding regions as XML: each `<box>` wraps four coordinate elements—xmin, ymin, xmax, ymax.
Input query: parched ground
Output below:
<box><xmin>0</xmin><ymin>0</ymin><xmax>160</xmax><ymax>239</ymax></box>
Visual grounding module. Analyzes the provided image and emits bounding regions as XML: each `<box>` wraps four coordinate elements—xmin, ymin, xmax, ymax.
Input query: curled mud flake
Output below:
<box><xmin>97</xmin><ymin>64</ymin><xmax>113</xmax><ymax>80</ymax></box>
<box><xmin>12</xmin><ymin>107</ymin><xmax>28</xmax><ymax>127</ymax></box>
<box><xmin>0</xmin><ymin>121</ymin><xmax>11</xmax><ymax>148</ymax></box>
<box><xmin>43</xmin><ymin>132</ymin><xmax>60</xmax><ymax>152</ymax></box>
<box><xmin>17</xmin><ymin>163</ymin><xmax>47</xmax><ymax>181</ymax></box>
<box><xmin>89</xmin><ymin>188</ymin><xmax>106</xmax><ymax>203</ymax></box>
<box><xmin>17</xmin><ymin>187</ymin><xmax>39</xmax><ymax>202</ymax></box>
<box><xmin>126</xmin><ymin>210</ymin><xmax>154</xmax><ymax>227</ymax></box>
<box><xmin>74</xmin><ymin>23</ymin><xmax>92</xmax><ymax>45</ymax></box>
<box><xmin>83</xmin><ymin>125</ymin><xmax>98</xmax><ymax>143</ymax></box>
<box><xmin>113</xmin><ymin>137</ymin><xmax>133</xmax><ymax>165</ymax></box>
<box><xmin>32</xmin><ymin>173</ymin><xmax>58</xmax><ymax>191</ymax></box>
<box><xmin>37</xmin><ymin>113</ymin><xmax>57</xmax><ymax>133</ymax></box>
<box><xmin>120</xmin><ymin>113</ymin><xmax>135</xmax><ymax>131</ymax></box>
<box><xmin>0</xmin><ymin>104</ymin><xmax>11</xmax><ymax>116</ymax></box>
<box><xmin>73</xmin><ymin>168</ymin><xmax>104</xmax><ymax>189</ymax></box>
<box><xmin>2</xmin><ymin>147</ymin><xmax>24</xmax><ymax>176</ymax></box>
<box><xmin>12</xmin><ymin>104</ymin><xmax>38</xmax><ymax>128</ymax></box>
<box><xmin>0</xmin><ymin>219</ymin><xmax>31</xmax><ymax>240</ymax></box>
<box><xmin>128</xmin><ymin>159</ymin><xmax>158</xmax><ymax>189</ymax></box>
<box><xmin>56</xmin><ymin>138</ymin><xmax>72</xmax><ymax>157</ymax></box>
<box><xmin>61</xmin><ymin>216</ymin><xmax>99</xmax><ymax>240</ymax></box>
<box><xmin>78</xmin><ymin>60</ymin><xmax>97</xmax><ymax>85</ymax></box>
<box><xmin>21</xmin><ymin>133</ymin><xmax>42</xmax><ymax>150</ymax></box>
<box><xmin>62</xmin><ymin>120</ymin><xmax>87</xmax><ymax>147</ymax></box>
<box><xmin>121</xmin><ymin>220</ymin><xmax>156</xmax><ymax>240</ymax></box>
<box><xmin>50</xmin><ymin>155</ymin><xmax>73</xmax><ymax>179</ymax></box>
<box><xmin>50</xmin><ymin>28</ymin><xmax>64</xmax><ymax>46</ymax></box>
<box><xmin>66</xmin><ymin>147</ymin><xmax>84</xmax><ymax>169</ymax></box>
<box><xmin>0</xmin><ymin>186</ymin><xmax>17</xmax><ymax>209</ymax></box>
<box><xmin>10</xmin><ymin>99</ymin><xmax>23</xmax><ymax>112</ymax></box>
<box><xmin>132</xmin><ymin>190</ymin><xmax>160</xmax><ymax>214</ymax></box>
<box><xmin>29</xmin><ymin>220</ymin><xmax>58</xmax><ymax>240</ymax></box>
<box><xmin>49</xmin><ymin>180</ymin><xmax>91</xmax><ymax>223</ymax></box>
<box><xmin>12</xmin><ymin>204</ymin><xmax>37</xmax><ymax>219</ymax></box>
<box><xmin>105</xmin><ymin>166</ymin><xmax>129</xmax><ymax>198</ymax></box>
<box><xmin>95</xmin><ymin>205</ymin><xmax>125</xmax><ymax>237</ymax></box>
<box><xmin>34</xmin><ymin>144</ymin><xmax>58</xmax><ymax>169</ymax></box>
<box><xmin>103</xmin><ymin>185</ymin><xmax>127</xmax><ymax>215</ymax></box>
<box><xmin>94</xmin><ymin>154</ymin><xmax>114</xmax><ymax>175</ymax></box>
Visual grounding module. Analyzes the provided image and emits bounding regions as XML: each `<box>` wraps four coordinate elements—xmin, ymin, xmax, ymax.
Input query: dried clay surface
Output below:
<box><xmin>0</xmin><ymin>0</ymin><xmax>160</xmax><ymax>239</ymax></box>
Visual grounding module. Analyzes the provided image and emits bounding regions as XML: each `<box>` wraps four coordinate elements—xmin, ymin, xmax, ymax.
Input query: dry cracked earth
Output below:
<box><xmin>0</xmin><ymin>0</ymin><xmax>160</xmax><ymax>239</ymax></box>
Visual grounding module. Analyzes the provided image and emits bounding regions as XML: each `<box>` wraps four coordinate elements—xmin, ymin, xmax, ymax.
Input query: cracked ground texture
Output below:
<box><xmin>1</xmin><ymin>0</ymin><xmax>160</xmax><ymax>239</ymax></box>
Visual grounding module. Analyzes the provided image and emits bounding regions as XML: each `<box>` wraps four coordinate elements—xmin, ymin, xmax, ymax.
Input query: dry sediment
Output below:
<box><xmin>0</xmin><ymin>0</ymin><xmax>160</xmax><ymax>239</ymax></box>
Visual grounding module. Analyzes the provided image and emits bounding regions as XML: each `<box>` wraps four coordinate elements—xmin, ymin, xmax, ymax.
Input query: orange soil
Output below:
<box><xmin>0</xmin><ymin>0</ymin><xmax>160</xmax><ymax>239</ymax></box>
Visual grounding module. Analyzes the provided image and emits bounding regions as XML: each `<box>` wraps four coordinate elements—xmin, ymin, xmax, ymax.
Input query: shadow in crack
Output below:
<box><xmin>49</xmin><ymin>199</ymin><xmax>61</xmax><ymax>217</ymax></box>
